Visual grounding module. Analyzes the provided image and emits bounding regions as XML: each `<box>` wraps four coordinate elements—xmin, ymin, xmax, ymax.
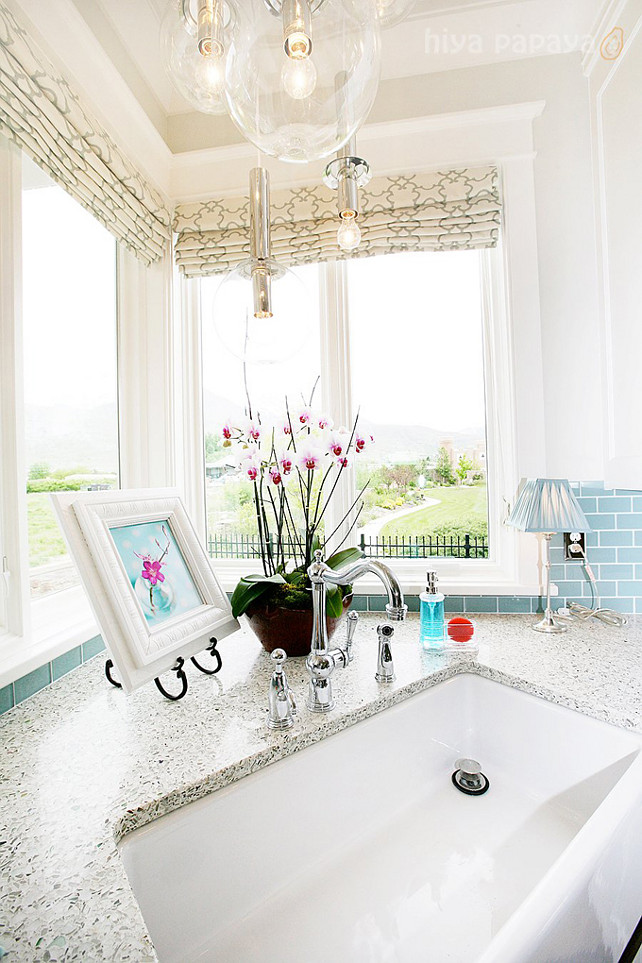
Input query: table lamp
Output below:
<box><xmin>506</xmin><ymin>478</ymin><xmax>591</xmax><ymax>634</ymax></box>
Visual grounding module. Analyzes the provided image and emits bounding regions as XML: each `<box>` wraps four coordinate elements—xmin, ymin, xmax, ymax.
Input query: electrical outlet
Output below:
<box><xmin>564</xmin><ymin>531</ymin><xmax>586</xmax><ymax>561</ymax></box>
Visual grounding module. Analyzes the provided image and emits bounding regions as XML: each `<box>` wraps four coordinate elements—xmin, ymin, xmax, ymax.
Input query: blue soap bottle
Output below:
<box><xmin>420</xmin><ymin>571</ymin><xmax>445</xmax><ymax>649</ymax></box>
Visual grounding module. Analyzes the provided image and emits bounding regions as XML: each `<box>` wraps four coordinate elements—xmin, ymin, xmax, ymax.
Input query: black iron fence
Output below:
<box><xmin>207</xmin><ymin>532</ymin><xmax>488</xmax><ymax>561</ymax></box>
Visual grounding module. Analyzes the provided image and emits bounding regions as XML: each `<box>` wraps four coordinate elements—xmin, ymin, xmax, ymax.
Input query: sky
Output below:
<box><xmin>202</xmin><ymin>249</ymin><xmax>486</xmax><ymax>434</ymax></box>
<box><xmin>21</xmin><ymin>155</ymin><xmax>118</xmax><ymax>409</ymax></box>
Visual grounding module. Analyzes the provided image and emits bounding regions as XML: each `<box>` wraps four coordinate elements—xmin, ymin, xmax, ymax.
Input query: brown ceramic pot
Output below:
<box><xmin>245</xmin><ymin>594</ymin><xmax>353</xmax><ymax>658</ymax></box>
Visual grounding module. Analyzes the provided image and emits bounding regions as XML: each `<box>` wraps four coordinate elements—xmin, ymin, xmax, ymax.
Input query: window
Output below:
<box><xmin>347</xmin><ymin>251</ymin><xmax>489</xmax><ymax>562</ymax></box>
<box><xmin>200</xmin><ymin>251</ymin><xmax>493</xmax><ymax>576</ymax></box>
<box><xmin>201</xmin><ymin>264</ymin><xmax>321</xmax><ymax>560</ymax></box>
<box><xmin>21</xmin><ymin>155</ymin><xmax>119</xmax><ymax>600</ymax></box>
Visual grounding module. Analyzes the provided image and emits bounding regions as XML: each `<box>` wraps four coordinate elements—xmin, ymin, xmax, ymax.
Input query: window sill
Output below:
<box><xmin>0</xmin><ymin>586</ymin><xmax>98</xmax><ymax>689</ymax></box>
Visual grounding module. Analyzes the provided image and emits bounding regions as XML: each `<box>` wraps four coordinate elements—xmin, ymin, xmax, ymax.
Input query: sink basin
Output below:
<box><xmin>118</xmin><ymin>673</ymin><xmax>642</xmax><ymax>962</ymax></box>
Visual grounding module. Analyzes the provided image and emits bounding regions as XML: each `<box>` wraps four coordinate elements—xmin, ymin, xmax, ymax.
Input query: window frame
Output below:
<box><xmin>194</xmin><ymin>241</ymin><xmax>539</xmax><ymax>597</ymax></box>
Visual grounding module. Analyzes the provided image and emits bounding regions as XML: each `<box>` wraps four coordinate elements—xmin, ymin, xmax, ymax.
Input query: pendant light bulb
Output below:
<box><xmin>198</xmin><ymin>0</ymin><xmax>224</xmax><ymax>57</ymax></box>
<box><xmin>282</xmin><ymin>0</ymin><xmax>312</xmax><ymax>59</ymax></box>
<box><xmin>281</xmin><ymin>55</ymin><xmax>317</xmax><ymax>99</ymax></box>
<box><xmin>337</xmin><ymin>218</ymin><xmax>361</xmax><ymax>252</ymax></box>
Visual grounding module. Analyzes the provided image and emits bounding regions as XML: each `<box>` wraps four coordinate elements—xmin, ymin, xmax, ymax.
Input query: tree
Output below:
<box><xmin>28</xmin><ymin>462</ymin><xmax>50</xmax><ymax>481</ymax></box>
<box><xmin>434</xmin><ymin>447</ymin><xmax>456</xmax><ymax>486</ymax></box>
<box><xmin>456</xmin><ymin>454</ymin><xmax>473</xmax><ymax>484</ymax></box>
<box><xmin>204</xmin><ymin>432</ymin><xmax>223</xmax><ymax>461</ymax></box>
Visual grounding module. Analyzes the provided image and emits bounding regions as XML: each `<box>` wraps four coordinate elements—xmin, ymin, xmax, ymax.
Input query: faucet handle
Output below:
<box><xmin>375</xmin><ymin>623</ymin><xmax>396</xmax><ymax>683</ymax></box>
<box><xmin>345</xmin><ymin>611</ymin><xmax>359</xmax><ymax>662</ymax></box>
<box><xmin>268</xmin><ymin>648</ymin><xmax>296</xmax><ymax>730</ymax></box>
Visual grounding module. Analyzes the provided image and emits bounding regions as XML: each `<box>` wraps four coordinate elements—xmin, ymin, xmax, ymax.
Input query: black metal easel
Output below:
<box><xmin>104</xmin><ymin>637</ymin><xmax>222</xmax><ymax>701</ymax></box>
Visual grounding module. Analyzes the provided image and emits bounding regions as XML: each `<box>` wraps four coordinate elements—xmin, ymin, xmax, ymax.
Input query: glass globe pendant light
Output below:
<box><xmin>224</xmin><ymin>0</ymin><xmax>381</xmax><ymax>163</ymax></box>
<box><xmin>212</xmin><ymin>168</ymin><xmax>310</xmax><ymax>365</ymax></box>
<box><xmin>324</xmin><ymin>135</ymin><xmax>371</xmax><ymax>251</ymax></box>
<box><xmin>374</xmin><ymin>0</ymin><xmax>415</xmax><ymax>28</ymax></box>
<box><xmin>161</xmin><ymin>0</ymin><xmax>230</xmax><ymax>114</ymax></box>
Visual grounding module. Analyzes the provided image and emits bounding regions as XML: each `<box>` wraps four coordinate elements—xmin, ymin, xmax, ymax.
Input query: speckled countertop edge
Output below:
<box><xmin>2</xmin><ymin>612</ymin><xmax>642</xmax><ymax>962</ymax></box>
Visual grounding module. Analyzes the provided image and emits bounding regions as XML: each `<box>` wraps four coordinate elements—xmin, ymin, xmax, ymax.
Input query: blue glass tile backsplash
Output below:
<box><xmin>1</xmin><ymin>481</ymin><xmax>640</xmax><ymax>716</ymax></box>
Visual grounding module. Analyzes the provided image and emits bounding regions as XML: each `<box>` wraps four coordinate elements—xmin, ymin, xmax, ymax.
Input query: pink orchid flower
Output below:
<box><xmin>241</xmin><ymin>452</ymin><xmax>261</xmax><ymax>482</ymax></box>
<box><xmin>222</xmin><ymin>423</ymin><xmax>232</xmax><ymax>440</ymax></box>
<box><xmin>328</xmin><ymin>429</ymin><xmax>349</xmax><ymax>458</ymax></box>
<box><xmin>269</xmin><ymin>467</ymin><xmax>282</xmax><ymax>485</ymax></box>
<box><xmin>355</xmin><ymin>432</ymin><xmax>374</xmax><ymax>453</ymax></box>
<box><xmin>297</xmin><ymin>407</ymin><xmax>311</xmax><ymax>426</ymax></box>
<box><xmin>141</xmin><ymin>558</ymin><xmax>165</xmax><ymax>587</ymax></box>
<box><xmin>335</xmin><ymin>455</ymin><xmax>350</xmax><ymax>470</ymax></box>
<box><xmin>297</xmin><ymin>445</ymin><xmax>324</xmax><ymax>472</ymax></box>
<box><xmin>246</xmin><ymin>420</ymin><xmax>261</xmax><ymax>443</ymax></box>
<box><xmin>278</xmin><ymin>452</ymin><xmax>293</xmax><ymax>475</ymax></box>
<box><xmin>281</xmin><ymin>420</ymin><xmax>292</xmax><ymax>435</ymax></box>
<box><xmin>318</xmin><ymin>414</ymin><xmax>333</xmax><ymax>430</ymax></box>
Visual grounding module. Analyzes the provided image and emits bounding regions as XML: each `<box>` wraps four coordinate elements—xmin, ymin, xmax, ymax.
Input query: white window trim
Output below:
<box><xmin>0</xmin><ymin>147</ymin><xmax>177</xmax><ymax>687</ymax></box>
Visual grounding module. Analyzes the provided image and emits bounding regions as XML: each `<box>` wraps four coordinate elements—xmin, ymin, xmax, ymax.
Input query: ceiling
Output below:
<box><xmin>68</xmin><ymin>0</ymin><xmax>604</xmax><ymax>152</ymax></box>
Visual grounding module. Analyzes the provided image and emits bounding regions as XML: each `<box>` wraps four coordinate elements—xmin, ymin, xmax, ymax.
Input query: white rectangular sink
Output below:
<box><xmin>119</xmin><ymin>673</ymin><xmax>642</xmax><ymax>962</ymax></box>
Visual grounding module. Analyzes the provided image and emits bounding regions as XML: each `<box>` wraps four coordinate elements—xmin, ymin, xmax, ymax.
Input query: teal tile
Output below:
<box><xmin>82</xmin><ymin>636</ymin><xmax>106</xmax><ymax>661</ymax></box>
<box><xmin>599</xmin><ymin>564</ymin><xmax>633</xmax><ymax>581</ymax></box>
<box><xmin>614</xmin><ymin>489</ymin><xmax>642</xmax><ymax>496</ymax></box>
<box><xmin>600</xmin><ymin>596</ymin><xmax>635</xmax><ymax>614</ymax></box>
<box><xmin>633</xmin><ymin>498</ymin><xmax>642</xmax><ymax>512</ymax></box>
<box><xmin>405</xmin><ymin>595</ymin><xmax>420</xmax><ymax>613</ymax></box>
<box><xmin>368</xmin><ymin>595</ymin><xmax>387</xmax><ymax>612</ymax></box>
<box><xmin>597</xmin><ymin>496</ymin><xmax>632</xmax><ymax>513</ymax></box>
<box><xmin>617</xmin><ymin>547</ymin><xmax>642</xmax><ymax>562</ymax></box>
<box><xmin>498</xmin><ymin>596</ymin><xmax>532</xmax><ymax>614</ymax></box>
<box><xmin>635</xmin><ymin>565</ymin><xmax>642</xmax><ymax>580</ymax></box>
<box><xmin>636</xmin><ymin>532</ymin><xmax>642</xmax><ymax>546</ymax></box>
<box><xmin>577</xmin><ymin>497</ymin><xmax>597</xmax><ymax>513</ymax></box>
<box><xmin>578</xmin><ymin>481</ymin><xmax>604</xmax><ymax>495</ymax></box>
<box><xmin>464</xmin><ymin>596</ymin><xmax>498</xmax><ymax>613</ymax></box>
<box><xmin>585</xmin><ymin>514</ymin><xmax>615</xmax><ymax>530</ymax></box>
<box><xmin>14</xmin><ymin>664</ymin><xmax>51</xmax><ymax>704</ymax></box>
<box><xmin>586</xmin><ymin>532</ymin><xmax>599</xmax><ymax>547</ymax></box>
<box><xmin>0</xmin><ymin>684</ymin><xmax>14</xmax><ymax>714</ymax></box>
<box><xmin>52</xmin><ymin>646</ymin><xmax>82</xmax><ymax>681</ymax></box>
<box><xmin>616</xmin><ymin>514</ymin><xmax>642</xmax><ymax>529</ymax></box>
<box><xmin>580</xmin><ymin>547</ymin><xmax>615</xmax><ymax>563</ymax></box>
<box><xmin>351</xmin><ymin>595</ymin><xmax>367</xmax><ymax>611</ymax></box>
<box><xmin>548</xmin><ymin>547</ymin><xmax>565</xmax><ymax>565</ymax></box>
<box><xmin>444</xmin><ymin>596</ymin><xmax>464</xmax><ymax>613</ymax></box>
<box><xmin>616</xmin><ymin>581</ymin><xmax>642</xmax><ymax>597</ymax></box>
<box><xmin>551</xmin><ymin>580</ymin><xmax>585</xmax><ymax>597</ymax></box>
<box><xmin>601</xmin><ymin>530</ymin><xmax>633</xmax><ymax>547</ymax></box>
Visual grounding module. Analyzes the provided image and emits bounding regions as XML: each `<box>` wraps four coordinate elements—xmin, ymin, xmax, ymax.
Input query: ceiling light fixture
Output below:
<box><xmin>324</xmin><ymin>136</ymin><xmax>371</xmax><ymax>251</ymax></box>
<box><xmin>223</xmin><ymin>0</ymin><xmax>381</xmax><ymax>164</ymax></box>
<box><xmin>374</xmin><ymin>0</ymin><xmax>416</xmax><ymax>28</ymax></box>
<box><xmin>161</xmin><ymin>0</ymin><xmax>230</xmax><ymax>115</ymax></box>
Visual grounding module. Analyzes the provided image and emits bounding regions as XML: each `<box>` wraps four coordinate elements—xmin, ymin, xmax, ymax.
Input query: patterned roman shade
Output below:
<box><xmin>0</xmin><ymin>3</ymin><xmax>171</xmax><ymax>263</ymax></box>
<box><xmin>174</xmin><ymin>166</ymin><xmax>501</xmax><ymax>277</ymax></box>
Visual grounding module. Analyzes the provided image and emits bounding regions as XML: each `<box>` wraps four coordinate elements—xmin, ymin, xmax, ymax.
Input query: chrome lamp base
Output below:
<box><xmin>533</xmin><ymin>532</ymin><xmax>567</xmax><ymax>634</ymax></box>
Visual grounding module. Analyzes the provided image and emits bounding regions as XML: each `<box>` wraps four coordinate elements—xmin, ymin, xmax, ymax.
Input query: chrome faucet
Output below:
<box><xmin>306</xmin><ymin>550</ymin><xmax>407</xmax><ymax>712</ymax></box>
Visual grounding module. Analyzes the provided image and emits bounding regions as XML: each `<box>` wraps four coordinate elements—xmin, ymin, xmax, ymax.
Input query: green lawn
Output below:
<box><xmin>27</xmin><ymin>492</ymin><xmax>68</xmax><ymax>567</ymax></box>
<box><xmin>379</xmin><ymin>485</ymin><xmax>488</xmax><ymax>538</ymax></box>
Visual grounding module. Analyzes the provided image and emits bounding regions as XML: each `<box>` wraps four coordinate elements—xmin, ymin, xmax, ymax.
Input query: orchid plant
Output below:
<box><xmin>222</xmin><ymin>388</ymin><xmax>373</xmax><ymax>619</ymax></box>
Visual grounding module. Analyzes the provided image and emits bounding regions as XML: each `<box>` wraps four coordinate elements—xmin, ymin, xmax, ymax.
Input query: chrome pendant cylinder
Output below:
<box><xmin>197</xmin><ymin>0</ymin><xmax>224</xmax><ymax>58</ymax></box>
<box><xmin>249</xmin><ymin>167</ymin><xmax>273</xmax><ymax>318</ymax></box>
<box><xmin>251</xmin><ymin>264</ymin><xmax>273</xmax><ymax>319</ymax></box>
<box><xmin>282</xmin><ymin>0</ymin><xmax>312</xmax><ymax>59</ymax></box>
<box><xmin>250</xmin><ymin>167</ymin><xmax>271</xmax><ymax>262</ymax></box>
<box><xmin>337</xmin><ymin>166</ymin><xmax>359</xmax><ymax>219</ymax></box>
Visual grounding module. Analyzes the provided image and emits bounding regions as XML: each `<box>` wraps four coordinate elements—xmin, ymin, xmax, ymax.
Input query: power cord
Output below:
<box><xmin>557</xmin><ymin>541</ymin><xmax>627</xmax><ymax>627</ymax></box>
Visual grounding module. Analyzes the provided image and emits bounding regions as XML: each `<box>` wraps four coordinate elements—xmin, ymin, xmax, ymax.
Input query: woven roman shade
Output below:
<box><xmin>174</xmin><ymin>166</ymin><xmax>501</xmax><ymax>277</ymax></box>
<box><xmin>0</xmin><ymin>3</ymin><xmax>171</xmax><ymax>264</ymax></box>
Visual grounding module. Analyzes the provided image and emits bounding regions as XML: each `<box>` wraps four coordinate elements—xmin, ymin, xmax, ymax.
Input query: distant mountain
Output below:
<box><xmin>25</xmin><ymin>403</ymin><xmax>119</xmax><ymax>474</ymax></box>
<box><xmin>203</xmin><ymin>390</ymin><xmax>485</xmax><ymax>461</ymax></box>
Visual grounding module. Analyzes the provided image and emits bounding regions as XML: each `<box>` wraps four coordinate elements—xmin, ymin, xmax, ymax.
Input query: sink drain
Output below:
<box><xmin>452</xmin><ymin>758</ymin><xmax>490</xmax><ymax>796</ymax></box>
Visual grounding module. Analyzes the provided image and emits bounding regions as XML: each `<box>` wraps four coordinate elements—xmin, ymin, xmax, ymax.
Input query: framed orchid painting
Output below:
<box><xmin>52</xmin><ymin>489</ymin><xmax>239</xmax><ymax>692</ymax></box>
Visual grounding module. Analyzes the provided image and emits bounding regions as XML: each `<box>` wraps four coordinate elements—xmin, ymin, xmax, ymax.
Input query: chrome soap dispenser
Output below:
<box><xmin>420</xmin><ymin>571</ymin><xmax>445</xmax><ymax>649</ymax></box>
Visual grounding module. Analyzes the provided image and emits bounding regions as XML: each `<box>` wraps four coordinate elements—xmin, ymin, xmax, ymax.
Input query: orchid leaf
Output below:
<box><xmin>326</xmin><ymin>584</ymin><xmax>344</xmax><ymax>619</ymax></box>
<box><xmin>231</xmin><ymin>573</ymin><xmax>286</xmax><ymax>619</ymax></box>
<box><xmin>326</xmin><ymin>546</ymin><xmax>364</xmax><ymax>570</ymax></box>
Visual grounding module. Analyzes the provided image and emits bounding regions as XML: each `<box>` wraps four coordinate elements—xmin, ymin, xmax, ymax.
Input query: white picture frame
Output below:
<box><xmin>52</xmin><ymin>488</ymin><xmax>239</xmax><ymax>692</ymax></box>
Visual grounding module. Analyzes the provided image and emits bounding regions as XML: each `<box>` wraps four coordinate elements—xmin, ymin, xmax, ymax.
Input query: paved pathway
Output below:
<box><xmin>358</xmin><ymin>497</ymin><xmax>440</xmax><ymax>539</ymax></box>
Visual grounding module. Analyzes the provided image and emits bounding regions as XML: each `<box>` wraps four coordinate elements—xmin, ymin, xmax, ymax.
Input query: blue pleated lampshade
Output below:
<box><xmin>506</xmin><ymin>479</ymin><xmax>591</xmax><ymax>534</ymax></box>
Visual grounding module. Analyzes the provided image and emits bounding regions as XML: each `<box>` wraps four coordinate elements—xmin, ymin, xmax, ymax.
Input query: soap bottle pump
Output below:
<box><xmin>420</xmin><ymin>571</ymin><xmax>445</xmax><ymax>649</ymax></box>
